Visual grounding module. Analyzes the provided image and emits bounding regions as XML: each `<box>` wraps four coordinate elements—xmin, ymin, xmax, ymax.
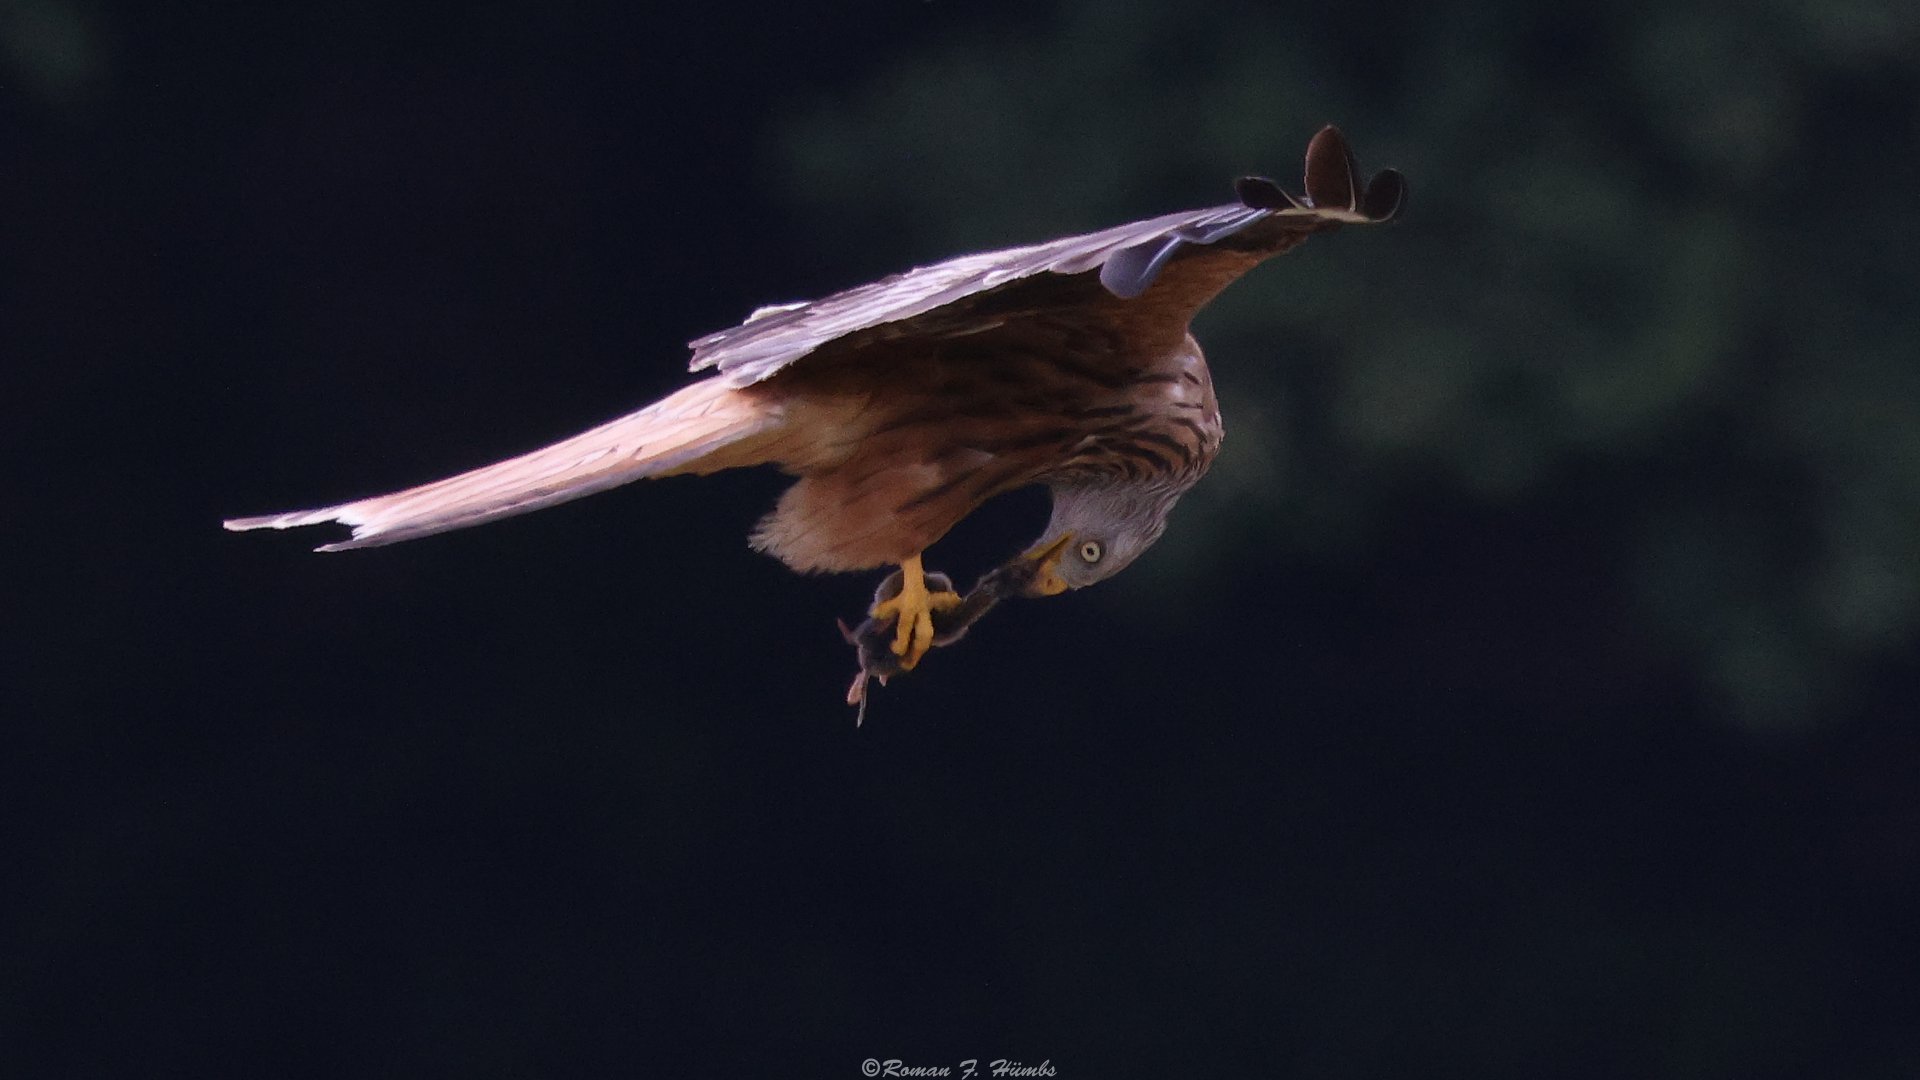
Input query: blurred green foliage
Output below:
<box><xmin>0</xmin><ymin>0</ymin><xmax>108</xmax><ymax>104</ymax></box>
<box><xmin>774</xmin><ymin>0</ymin><xmax>1920</xmax><ymax>732</ymax></box>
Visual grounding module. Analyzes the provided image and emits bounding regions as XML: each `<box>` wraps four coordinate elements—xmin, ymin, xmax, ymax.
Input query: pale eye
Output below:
<box><xmin>1079</xmin><ymin>540</ymin><xmax>1104</xmax><ymax>564</ymax></box>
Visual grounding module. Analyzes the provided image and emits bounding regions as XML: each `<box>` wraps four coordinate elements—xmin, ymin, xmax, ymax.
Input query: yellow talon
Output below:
<box><xmin>868</xmin><ymin>554</ymin><xmax>963</xmax><ymax>671</ymax></box>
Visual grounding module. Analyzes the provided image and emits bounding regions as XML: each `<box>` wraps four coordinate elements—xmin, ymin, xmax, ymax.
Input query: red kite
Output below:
<box><xmin>228</xmin><ymin>126</ymin><xmax>1404</xmax><ymax>684</ymax></box>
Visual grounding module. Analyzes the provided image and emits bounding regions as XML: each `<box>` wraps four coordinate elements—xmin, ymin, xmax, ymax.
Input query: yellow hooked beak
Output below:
<box><xmin>1020</xmin><ymin>533</ymin><xmax>1075</xmax><ymax>597</ymax></box>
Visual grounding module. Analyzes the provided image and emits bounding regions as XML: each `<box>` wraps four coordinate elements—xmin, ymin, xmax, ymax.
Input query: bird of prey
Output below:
<box><xmin>227</xmin><ymin>126</ymin><xmax>1404</xmax><ymax>681</ymax></box>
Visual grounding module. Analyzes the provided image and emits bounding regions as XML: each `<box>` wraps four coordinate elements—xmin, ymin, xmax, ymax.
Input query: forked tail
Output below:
<box><xmin>224</xmin><ymin>378</ymin><xmax>777</xmax><ymax>551</ymax></box>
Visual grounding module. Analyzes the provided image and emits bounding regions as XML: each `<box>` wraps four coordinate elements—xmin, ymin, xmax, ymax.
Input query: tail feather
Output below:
<box><xmin>224</xmin><ymin>378</ymin><xmax>777</xmax><ymax>551</ymax></box>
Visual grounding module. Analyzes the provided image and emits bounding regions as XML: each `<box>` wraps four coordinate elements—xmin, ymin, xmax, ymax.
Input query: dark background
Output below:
<box><xmin>7</xmin><ymin>1</ymin><xmax>1919</xmax><ymax>1075</ymax></box>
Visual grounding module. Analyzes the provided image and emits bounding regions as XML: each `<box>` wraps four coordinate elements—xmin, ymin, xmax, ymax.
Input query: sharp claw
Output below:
<box><xmin>867</xmin><ymin>555</ymin><xmax>961</xmax><ymax>672</ymax></box>
<box><xmin>890</xmin><ymin>606</ymin><xmax>919</xmax><ymax>657</ymax></box>
<box><xmin>895</xmin><ymin>610</ymin><xmax>937</xmax><ymax>670</ymax></box>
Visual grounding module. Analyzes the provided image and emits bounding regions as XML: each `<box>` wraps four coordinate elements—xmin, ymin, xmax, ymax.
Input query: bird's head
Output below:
<box><xmin>1006</xmin><ymin>481</ymin><xmax>1180</xmax><ymax>598</ymax></box>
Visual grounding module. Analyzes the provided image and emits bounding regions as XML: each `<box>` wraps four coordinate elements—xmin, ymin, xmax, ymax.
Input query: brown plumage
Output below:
<box><xmin>227</xmin><ymin>126</ymin><xmax>1404</xmax><ymax>674</ymax></box>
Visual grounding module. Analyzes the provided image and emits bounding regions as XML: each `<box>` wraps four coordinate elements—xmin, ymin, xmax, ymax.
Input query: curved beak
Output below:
<box><xmin>1017</xmin><ymin>533</ymin><xmax>1075</xmax><ymax>598</ymax></box>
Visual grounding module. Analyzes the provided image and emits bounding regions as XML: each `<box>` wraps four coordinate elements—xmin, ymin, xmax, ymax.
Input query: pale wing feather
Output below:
<box><xmin>224</xmin><ymin>378</ymin><xmax>773</xmax><ymax>551</ymax></box>
<box><xmin>689</xmin><ymin>204</ymin><xmax>1274</xmax><ymax>388</ymax></box>
<box><xmin>686</xmin><ymin>125</ymin><xmax>1405</xmax><ymax>388</ymax></box>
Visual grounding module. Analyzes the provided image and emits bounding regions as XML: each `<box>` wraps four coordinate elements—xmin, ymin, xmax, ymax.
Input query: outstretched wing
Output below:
<box><xmin>690</xmin><ymin>125</ymin><xmax>1406</xmax><ymax>387</ymax></box>
<box><xmin>223</xmin><ymin>378</ymin><xmax>774</xmax><ymax>550</ymax></box>
<box><xmin>221</xmin><ymin>127</ymin><xmax>1403</xmax><ymax>555</ymax></box>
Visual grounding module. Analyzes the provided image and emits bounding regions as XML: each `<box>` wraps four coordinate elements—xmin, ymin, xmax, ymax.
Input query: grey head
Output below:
<box><xmin>1009</xmin><ymin>480</ymin><xmax>1189</xmax><ymax>598</ymax></box>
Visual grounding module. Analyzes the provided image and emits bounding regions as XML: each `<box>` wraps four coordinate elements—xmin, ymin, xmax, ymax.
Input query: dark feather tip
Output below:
<box><xmin>1303</xmin><ymin>125</ymin><xmax>1361</xmax><ymax>211</ymax></box>
<box><xmin>1235</xmin><ymin>175</ymin><xmax>1302</xmax><ymax>211</ymax></box>
<box><xmin>1361</xmin><ymin>169</ymin><xmax>1408</xmax><ymax>222</ymax></box>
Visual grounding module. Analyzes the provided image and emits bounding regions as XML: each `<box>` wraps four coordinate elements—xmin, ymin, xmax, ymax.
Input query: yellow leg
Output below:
<box><xmin>868</xmin><ymin>554</ymin><xmax>963</xmax><ymax>671</ymax></box>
